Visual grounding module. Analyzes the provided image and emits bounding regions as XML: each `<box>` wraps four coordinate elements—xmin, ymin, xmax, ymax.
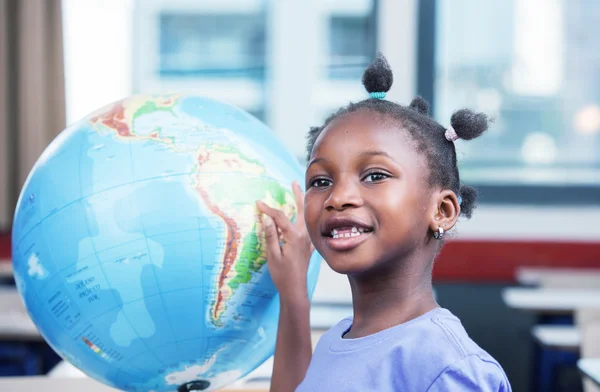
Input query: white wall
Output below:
<box><xmin>62</xmin><ymin>0</ymin><xmax>134</xmax><ymax>125</ymax></box>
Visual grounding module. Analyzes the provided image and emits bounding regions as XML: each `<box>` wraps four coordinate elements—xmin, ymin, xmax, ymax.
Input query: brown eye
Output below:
<box><xmin>309</xmin><ymin>178</ymin><xmax>332</xmax><ymax>188</ymax></box>
<box><xmin>363</xmin><ymin>172</ymin><xmax>389</xmax><ymax>183</ymax></box>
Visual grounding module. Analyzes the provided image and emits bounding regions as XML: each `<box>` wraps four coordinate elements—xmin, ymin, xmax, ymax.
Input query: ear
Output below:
<box><xmin>428</xmin><ymin>189</ymin><xmax>460</xmax><ymax>235</ymax></box>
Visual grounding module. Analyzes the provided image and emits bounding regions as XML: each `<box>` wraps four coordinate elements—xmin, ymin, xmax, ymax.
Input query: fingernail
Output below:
<box><xmin>261</xmin><ymin>214</ymin><xmax>273</xmax><ymax>226</ymax></box>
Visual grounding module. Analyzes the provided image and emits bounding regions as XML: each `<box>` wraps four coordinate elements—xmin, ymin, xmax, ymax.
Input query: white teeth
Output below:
<box><xmin>331</xmin><ymin>228</ymin><xmax>366</xmax><ymax>239</ymax></box>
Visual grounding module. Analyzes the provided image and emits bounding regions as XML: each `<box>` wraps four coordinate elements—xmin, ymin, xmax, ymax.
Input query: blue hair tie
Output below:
<box><xmin>457</xmin><ymin>195</ymin><xmax>463</xmax><ymax>206</ymax></box>
<box><xmin>370</xmin><ymin>92</ymin><xmax>386</xmax><ymax>100</ymax></box>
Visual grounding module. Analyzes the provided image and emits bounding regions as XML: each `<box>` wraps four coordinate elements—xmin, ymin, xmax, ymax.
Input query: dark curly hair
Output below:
<box><xmin>306</xmin><ymin>52</ymin><xmax>491</xmax><ymax>219</ymax></box>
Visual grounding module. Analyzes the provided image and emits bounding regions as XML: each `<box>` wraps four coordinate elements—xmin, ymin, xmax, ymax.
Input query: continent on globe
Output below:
<box><xmin>91</xmin><ymin>94</ymin><xmax>179</xmax><ymax>139</ymax></box>
<box><xmin>194</xmin><ymin>145</ymin><xmax>296</xmax><ymax>325</ymax></box>
<box><xmin>91</xmin><ymin>94</ymin><xmax>296</xmax><ymax>326</ymax></box>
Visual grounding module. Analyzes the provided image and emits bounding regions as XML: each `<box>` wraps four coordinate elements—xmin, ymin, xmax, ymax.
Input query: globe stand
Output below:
<box><xmin>177</xmin><ymin>380</ymin><xmax>211</xmax><ymax>391</ymax></box>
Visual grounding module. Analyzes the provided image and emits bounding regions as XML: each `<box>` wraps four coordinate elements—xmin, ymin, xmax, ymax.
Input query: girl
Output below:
<box><xmin>256</xmin><ymin>53</ymin><xmax>511</xmax><ymax>391</ymax></box>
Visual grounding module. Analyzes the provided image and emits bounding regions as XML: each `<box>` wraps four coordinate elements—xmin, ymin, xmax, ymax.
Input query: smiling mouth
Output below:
<box><xmin>322</xmin><ymin>225</ymin><xmax>373</xmax><ymax>252</ymax></box>
<box><xmin>327</xmin><ymin>226</ymin><xmax>373</xmax><ymax>239</ymax></box>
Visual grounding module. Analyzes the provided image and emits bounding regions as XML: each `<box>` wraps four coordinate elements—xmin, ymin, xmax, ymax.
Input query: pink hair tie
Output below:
<box><xmin>445</xmin><ymin>126</ymin><xmax>459</xmax><ymax>142</ymax></box>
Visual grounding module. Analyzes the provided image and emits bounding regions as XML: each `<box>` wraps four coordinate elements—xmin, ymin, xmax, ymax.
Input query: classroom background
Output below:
<box><xmin>0</xmin><ymin>0</ymin><xmax>599</xmax><ymax>391</ymax></box>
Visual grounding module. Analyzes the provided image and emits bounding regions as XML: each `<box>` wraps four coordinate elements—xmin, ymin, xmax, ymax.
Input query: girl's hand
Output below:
<box><xmin>256</xmin><ymin>181</ymin><xmax>314</xmax><ymax>300</ymax></box>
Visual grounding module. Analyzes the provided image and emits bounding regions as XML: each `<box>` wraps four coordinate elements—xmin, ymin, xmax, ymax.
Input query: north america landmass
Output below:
<box><xmin>90</xmin><ymin>94</ymin><xmax>296</xmax><ymax>326</ymax></box>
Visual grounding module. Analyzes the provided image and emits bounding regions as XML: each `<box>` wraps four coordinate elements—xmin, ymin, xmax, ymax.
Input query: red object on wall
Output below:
<box><xmin>0</xmin><ymin>234</ymin><xmax>598</xmax><ymax>282</ymax></box>
<box><xmin>433</xmin><ymin>240</ymin><xmax>600</xmax><ymax>282</ymax></box>
<box><xmin>0</xmin><ymin>234</ymin><xmax>10</xmax><ymax>259</ymax></box>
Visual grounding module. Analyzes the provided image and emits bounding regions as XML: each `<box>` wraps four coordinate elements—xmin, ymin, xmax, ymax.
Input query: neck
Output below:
<box><xmin>345</xmin><ymin>252</ymin><xmax>438</xmax><ymax>339</ymax></box>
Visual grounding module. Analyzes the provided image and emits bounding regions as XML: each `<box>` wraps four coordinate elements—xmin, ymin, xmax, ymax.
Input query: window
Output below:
<box><xmin>328</xmin><ymin>13</ymin><xmax>376</xmax><ymax>79</ymax></box>
<box><xmin>159</xmin><ymin>13</ymin><xmax>266</xmax><ymax>80</ymax></box>
<box><xmin>133</xmin><ymin>0</ymin><xmax>267</xmax><ymax>122</ymax></box>
<box><xmin>420</xmin><ymin>0</ymin><xmax>600</xmax><ymax>204</ymax></box>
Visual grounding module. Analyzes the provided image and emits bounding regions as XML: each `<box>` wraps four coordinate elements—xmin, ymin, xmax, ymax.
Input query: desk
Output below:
<box><xmin>578</xmin><ymin>358</ymin><xmax>600</xmax><ymax>388</ymax></box>
<box><xmin>516</xmin><ymin>267</ymin><xmax>600</xmax><ymax>288</ymax></box>
<box><xmin>502</xmin><ymin>288</ymin><xmax>600</xmax><ymax>315</ymax></box>
<box><xmin>47</xmin><ymin>360</ymin><xmax>273</xmax><ymax>390</ymax></box>
<box><xmin>48</xmin><ymin>360</ymin><xmax>86</xmax><ymax>377</ymax></box>
<box><xmin>0</xmin><ymin>376</ymin><xmax>120</xmax><ymax>391</ymax></box>
<box><xmin>531</xmin><ymin>325</ymin><xmax>580</xmax><ymax>351</ymax></box>
<box><xmin>0</xmin><ymin>376</ymin><xmax>269</xmax><ymax>391</ymax></box>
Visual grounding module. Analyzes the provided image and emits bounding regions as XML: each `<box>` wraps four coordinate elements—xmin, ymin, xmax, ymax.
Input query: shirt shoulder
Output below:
<box><xmin>417</xmin><ymin>309</ymin><xmax>500</xmax><ymax>363</ymax></box>
<box><xmin>426</xmin><ymin>355</ymin><xmax>512</xmax><ymax>392</ymax></box>
<box><xmin>417</xmin><ymin>310</ymin><xmax>511</xmax><ymax>391</ymax></box>
<box><xmin>383</xmin><ymin>309</ymin><xmax>510</xmax><ymax>387</ymax></box>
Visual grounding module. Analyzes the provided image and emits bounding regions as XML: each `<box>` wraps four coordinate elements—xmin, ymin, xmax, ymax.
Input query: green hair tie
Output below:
<box><xmin>369</xmin><ymin>92</ymin><xmax>386</xmax><ymax>99</ymax></box>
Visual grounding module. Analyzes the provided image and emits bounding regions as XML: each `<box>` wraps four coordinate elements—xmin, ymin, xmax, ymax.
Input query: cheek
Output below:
<box><xmin>303</xmin><ymin>196</ymin><xmax>320</xmax><ymax>233</ymax></box>
<box><xmin>376</xmin><ymin>188</ymin><xmax>425</xmax><ymax>229</ymax></box>
<box><xmin>371</xmin><ymin>188</ymin><xmax>403</xmax><ymax>217</ymax></box>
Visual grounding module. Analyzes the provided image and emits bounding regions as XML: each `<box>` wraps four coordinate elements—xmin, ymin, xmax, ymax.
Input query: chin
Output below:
<box><xmin>319</xmin><ymin>248</ymin><xmax>377</xmax><ymax>276</ymax></box>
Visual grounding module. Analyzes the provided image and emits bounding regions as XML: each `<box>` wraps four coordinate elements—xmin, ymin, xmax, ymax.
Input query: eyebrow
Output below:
<box><xmin>307</xmin><ymin>157</ymin><xmax>326</xmax><ymax>169</ymax></box>
<box><xmin>359</xmin><ymin>150</ymin><xmax>399</xmax><ymax>163</ymax></box>
<box><xmin>307</xmin><ymin>150</ymin><xmax>398</xmax><ymax>169</ymax></box>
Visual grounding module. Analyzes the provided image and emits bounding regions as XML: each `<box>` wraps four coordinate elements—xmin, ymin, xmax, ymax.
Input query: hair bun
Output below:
<box><xmin>458</xmin><ymin>185</ymin><xmax>477</xmax><ymax>218</ymax></box>
<box><xmin>450</xmin><ymin>109</ymin><xmax>491</xmax><ymax>141</ymax></box>
<box><xmin>409</xmin><ymin>96</ymin><xmax>429</xmax><ymax>115</ymax></box>
<box><xmin>362</xmin><ymin>52</ymin><xmax>393</xmax><ymax>94</ymax></box>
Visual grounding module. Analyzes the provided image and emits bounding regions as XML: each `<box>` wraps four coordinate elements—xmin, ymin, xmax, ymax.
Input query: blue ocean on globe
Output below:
<box><xmin>11</xmin><ymin>94</ymin><xmax>321</xmax><ymax>391</ymax></box>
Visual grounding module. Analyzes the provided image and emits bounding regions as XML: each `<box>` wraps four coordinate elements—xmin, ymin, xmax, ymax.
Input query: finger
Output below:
<box><xmin>260</xmin><ymin>213</ymin><xmax>282</xmax><ymax>258</ymax></box>
<box><xmin>291</xmin><ymin>181</ymin><xmax>306</xmax><ymax>229</ymax></box>
<box><xmin>256</xmin><ymin>200</ymin><xmax>294</xmax><ymax>233</ymax></box>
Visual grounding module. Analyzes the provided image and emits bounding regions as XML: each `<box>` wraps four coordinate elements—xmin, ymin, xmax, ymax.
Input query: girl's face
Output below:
<box><xmin>304</xmin><ymin>111</ymin><xmax>440</xmax><ymax>276</ymax></box>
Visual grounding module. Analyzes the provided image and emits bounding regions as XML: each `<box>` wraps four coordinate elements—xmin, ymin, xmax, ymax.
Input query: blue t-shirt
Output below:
<box><xmin>296</xmin><ymin>307</ymin><xmax>511</xmax><ymax>391</ymax></box>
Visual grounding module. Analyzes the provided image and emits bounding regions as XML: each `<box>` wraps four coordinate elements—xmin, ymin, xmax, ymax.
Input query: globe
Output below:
<box><xmin>11</xmin><ymin>94</ymin><xmax>321</xmax><ymax>391</ymax></box>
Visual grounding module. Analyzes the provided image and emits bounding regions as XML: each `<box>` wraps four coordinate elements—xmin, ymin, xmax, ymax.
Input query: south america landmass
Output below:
<box><xmin>193</xmin><ymin>145</ymin><xmax>296</xmax><ymax>325</ymax></box>
<box><xmin>89</xmin><ymin>94</ymin><xmax>297</xmax><ymax>327</ymax></box>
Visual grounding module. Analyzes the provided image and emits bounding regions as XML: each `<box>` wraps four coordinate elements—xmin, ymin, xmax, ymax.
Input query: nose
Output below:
<box><xmin>325</xmin><ymin>176</ymin><xmax>364</xmax><ymax>211</ymax></box>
